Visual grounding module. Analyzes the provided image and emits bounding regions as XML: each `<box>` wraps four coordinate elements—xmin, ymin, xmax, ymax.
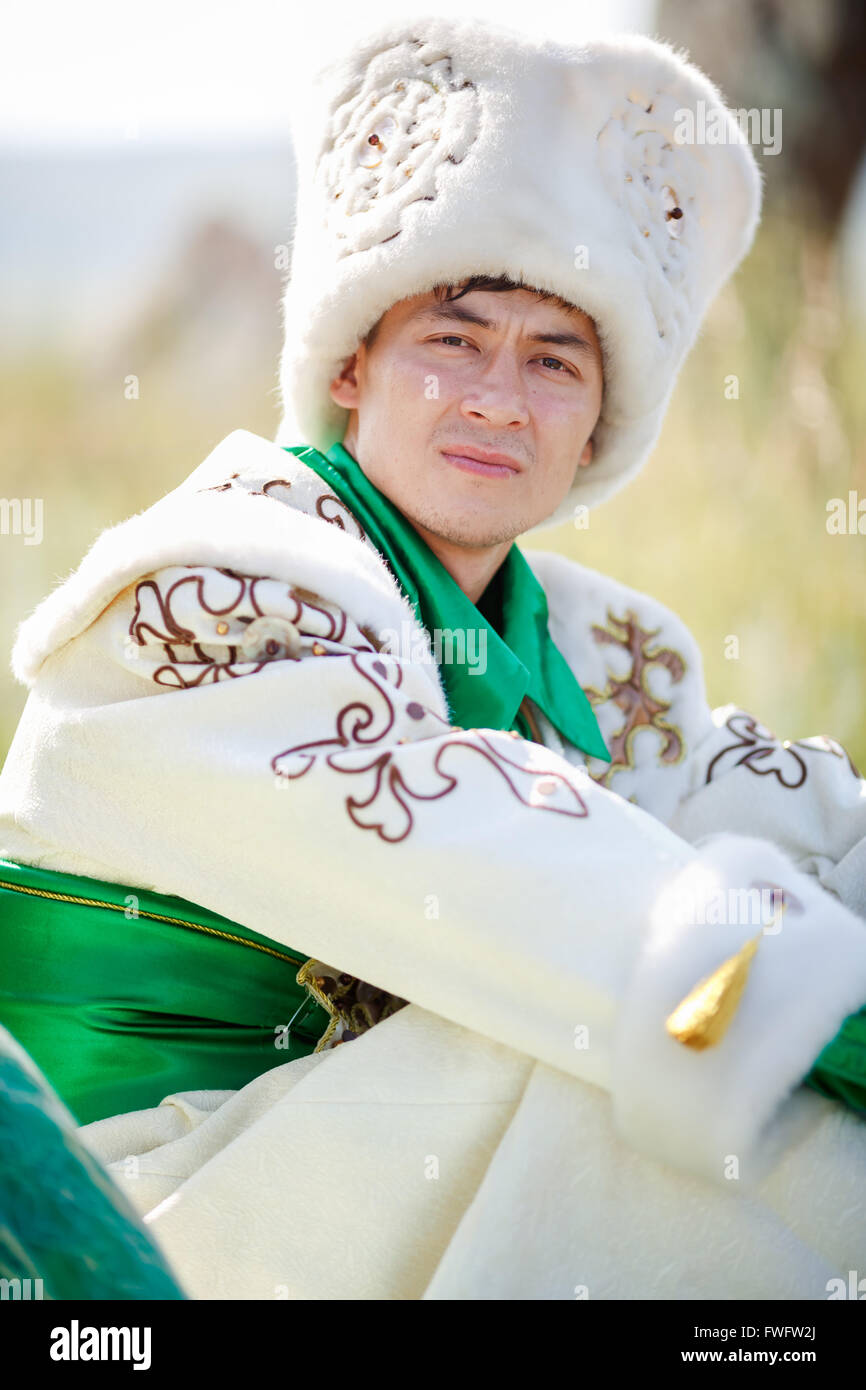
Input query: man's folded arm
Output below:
<box><xmin>27</xmin><ymin>562</ymin><xmax>866</xmax><ymax>1180</ymax></box>
<box><xmin>69</xmin><ymin>562</ymin><xmax>693</xmax><ymax>1085</ymax></box>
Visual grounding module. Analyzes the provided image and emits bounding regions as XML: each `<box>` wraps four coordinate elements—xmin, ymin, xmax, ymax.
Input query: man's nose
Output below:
<box><xmin>459</xmin><ymin>352</ymin><xmax>530</xmax><ymax>429</ymax></box>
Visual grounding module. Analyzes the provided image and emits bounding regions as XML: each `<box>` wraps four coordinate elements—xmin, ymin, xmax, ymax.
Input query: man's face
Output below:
<box><xmin>328</xmin><ymin>285</ymin><xmax>604</xmax><ymax>549</ymax></box>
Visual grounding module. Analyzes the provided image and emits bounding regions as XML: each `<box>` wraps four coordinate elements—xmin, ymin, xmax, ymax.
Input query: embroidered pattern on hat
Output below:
<box><xmin>320</xmin><ymin>34</ymin><xmax>481</xmax><ymax>257</ymax></box>
<box><xmin>596</xmin><ymin>88</ymin><xmax>698</xmax><ymax>342</ymax></box>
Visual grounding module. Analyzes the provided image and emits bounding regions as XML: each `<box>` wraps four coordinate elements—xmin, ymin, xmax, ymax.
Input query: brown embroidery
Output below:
<box><xmin>272</xmin><ymin>653</ymin><xmax>591</xmax><ymax>843</ymax></box>
<box><xmin>199</xmin><ymin>473</ymin><xmax>241</xmax><ymax>492</ymax></box>
<box><xmin>706</xmin><ymin>711</ymin><xmax>863</xmax><ymax>787</ymax></box>
<box><xmin>128</xmin><ymin>569</ymin><xmax>378</xmax><ymax>687</ymax></box>
<box><xmin>281</xmin><ymin>586</ymin><xmax>348</xmax><ymax>639</ymax></box>
<box><xmin>314</xmin><ymin>492</ymin><xmax>367</xmax><ymax>541</ymax></box>
<box><xmin>130</xmin><ymin>578</ymin><xmax>198</xmax><ymax>645</ymax></box>
<box><xmin>198</xmin><ymin>464</ymin><xmax>368</xmax><ymax>544</ymax></box>
<box><xmin>706</xmin><ymin>711</ymin><xmax>805</xmax><ymax>786</ymax></box>
<box><xmin>358</xmin><ymin>623</ymin><xmax>390</xmax><ymax>653</ymax></box>
<box><xmin>582</xmin><ymin>608</ymin><xmax>687</xmax><ymax>789</ymax></box>
<box><xmin>197</xmin><ymin>474</ymin><xmax>293</xmax><ymax>503</ymax></box>
<box><xmin>259</xmin><ymin>479</ymin><xmax>294</xmax><ymax>503</ymax></box>
<box><xmin>152</xmin><ymin>659</ymin><xmax>266</xmax><ymax>689</ymax></box>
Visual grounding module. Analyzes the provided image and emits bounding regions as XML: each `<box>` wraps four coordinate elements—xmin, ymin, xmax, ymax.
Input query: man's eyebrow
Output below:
<box><xmin>413</xmin><ymin>302</ymin><xmax>598</xmax><ymax>356</ymax></box>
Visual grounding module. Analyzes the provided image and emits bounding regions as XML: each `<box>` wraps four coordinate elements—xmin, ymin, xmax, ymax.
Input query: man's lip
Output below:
<box><xmin>439</xmin><ymin>446</ymin><xmax>523</xmax><ymax>475</ymax></box>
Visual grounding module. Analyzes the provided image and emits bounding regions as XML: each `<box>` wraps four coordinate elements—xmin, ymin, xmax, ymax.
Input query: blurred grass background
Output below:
<box><xmin>2</xmin><ymin>0</ymin><xmax>866</xmax><ymax>777</ymax></box>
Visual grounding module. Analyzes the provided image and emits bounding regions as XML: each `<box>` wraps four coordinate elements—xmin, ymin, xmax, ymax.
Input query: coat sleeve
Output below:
<box><xmin>656</xmin><ymin>660</ymin><xmax>866</xmax><ymax>1116</ymax></box>
<box><xmin>664</xmin><ymin>703</ymin><xmax>866</xmax><ymax>924</ymax></box>
<box><xmin>20</xmin><ymin>562</ymin><xmax>866</xmax><ymax>1184</ymax></box>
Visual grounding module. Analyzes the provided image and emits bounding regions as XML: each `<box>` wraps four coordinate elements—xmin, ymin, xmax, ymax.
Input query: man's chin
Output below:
<box><xmin>406</xmin><ymin>505</ymin><xmax>531</xmax><ymax>550</ymax></box>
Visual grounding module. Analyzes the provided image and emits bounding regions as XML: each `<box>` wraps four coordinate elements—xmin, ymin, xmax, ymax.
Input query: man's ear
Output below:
<box><xmin>577</xmin><ymin>435</ymin><xmax>594</xmax><ymax>469</ymax></box>
<box><xmin>328</xmin><ymin>349</ymin><xmax>362</xmax><ymax>410</ymax></box>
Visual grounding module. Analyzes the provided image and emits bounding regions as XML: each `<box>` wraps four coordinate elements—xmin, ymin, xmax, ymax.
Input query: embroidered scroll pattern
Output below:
<box><xmin>705</xmin><ymin>710</ymin><xmax>863</xmax><ymax>787</ymax></box>
<box><xmin>128</xmin><ymin>567</ymin><xmax>379</xmax><ymax>687</ymax></box>
<box><xmin>199</xmin><ymin>472</ymin><xmax>295</xmax><ymax>506</ymax></box>
<box><xmin>271</xmin><ymin>651</ymin><xmax>591</xmax><ymax>844</ymax></box>
<box><xmin>581</xmin><ymin>608</ymin><xmax>687</xmax><ymax>798</ymax></box>
<box><xmin>197</xmin><ymin>471</ymin><xmax>367</xmax><ymax>541</ymax></box>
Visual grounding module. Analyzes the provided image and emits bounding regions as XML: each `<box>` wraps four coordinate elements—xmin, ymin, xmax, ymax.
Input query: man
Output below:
<box><xmin>1</xmin><ymin>18</ymin><xmax>865</xmax><ymax>1299</ymax></box>
<box><xmin>327</xmin><ymin>279</ymin><xmax>603</xmax><ymax>589</ymax></box>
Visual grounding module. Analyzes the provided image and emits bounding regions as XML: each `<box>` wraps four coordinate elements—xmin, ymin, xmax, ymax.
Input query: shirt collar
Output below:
<box><xmin>282</xmin><ymin>440</ymin><xmax>610</xmax><ymax>763</ymax></box>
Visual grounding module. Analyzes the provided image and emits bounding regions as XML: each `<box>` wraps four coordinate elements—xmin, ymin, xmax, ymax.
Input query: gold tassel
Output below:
<box><xmin>295</xmin><ymin>959</ymin><xmax>341</xmax><ymax>1052</ymax></box>
<box><xmin>665</xmin><ymin>932</ymin><xmax>764</xmax><ymax>1050</ymax></box>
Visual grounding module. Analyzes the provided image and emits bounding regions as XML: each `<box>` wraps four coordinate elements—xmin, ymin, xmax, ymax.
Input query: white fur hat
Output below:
<box><xmin>275</xmin><ymin>15</ymin><xmax>762</xmax><ymax>531</ymax></box>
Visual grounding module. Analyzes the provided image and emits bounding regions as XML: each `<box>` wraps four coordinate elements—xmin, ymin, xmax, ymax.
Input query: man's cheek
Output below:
<box><xmin>407</xmin><ymin>358</ymin><xmax>461</xmax><ymax>407</ymax></box>
<box><xmin>379</xmin><ymin>357</ymin><xmax>436</xmax><ymax>408</ymax></box>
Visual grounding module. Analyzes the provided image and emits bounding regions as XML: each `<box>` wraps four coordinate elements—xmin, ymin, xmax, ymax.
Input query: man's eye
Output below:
<box><xmin>431</xmin><ymin>339</ymin><xmax>574</xmax><ymax>375</ymax></box>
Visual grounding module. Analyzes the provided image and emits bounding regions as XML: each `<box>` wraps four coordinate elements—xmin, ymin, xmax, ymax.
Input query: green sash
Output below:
<box><xmin>0</xmin><ymin>858</ymin><xmax>329</xmax><ymax>1125</ymax></box>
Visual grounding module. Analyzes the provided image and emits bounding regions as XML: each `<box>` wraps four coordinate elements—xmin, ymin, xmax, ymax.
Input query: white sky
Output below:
<box><xmin>1</xmin><ymin>0</ymin><xmax>655</xmax><ymax>145</ymax></box>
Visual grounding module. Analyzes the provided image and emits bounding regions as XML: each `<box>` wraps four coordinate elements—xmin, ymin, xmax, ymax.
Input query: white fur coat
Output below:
<box><xmin>1</xmin><ymin>428</ymin><xmax>865</xmax><ymax>1299</ymax></box>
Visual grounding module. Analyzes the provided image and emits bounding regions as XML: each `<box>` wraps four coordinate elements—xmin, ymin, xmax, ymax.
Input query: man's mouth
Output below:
<box><xmin>439</xmin><ymin>446</ymin><xmax>522</xmax><ymax>478</ymax></box>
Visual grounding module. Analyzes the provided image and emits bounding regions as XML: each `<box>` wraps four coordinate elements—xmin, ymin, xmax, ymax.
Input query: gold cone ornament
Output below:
<box><xmin>666</xmin><ymin>932</ymin><xmax>764</xmax><ymax>1050</ymax></box>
